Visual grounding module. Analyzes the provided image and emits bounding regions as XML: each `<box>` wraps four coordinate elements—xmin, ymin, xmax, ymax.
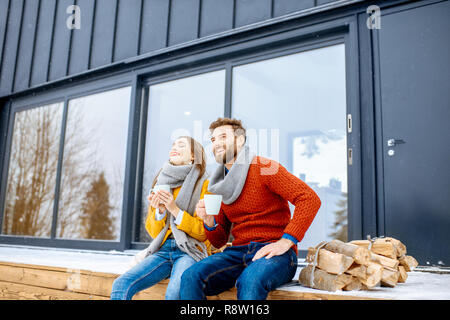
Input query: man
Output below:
<box><xmin>179</xmin><ymin>117</ymin><xmax>321</xmax><ymax>300</ymax></box>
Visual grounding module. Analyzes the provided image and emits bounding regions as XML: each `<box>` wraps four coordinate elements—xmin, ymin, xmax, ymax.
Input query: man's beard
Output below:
<box><xmin>214</xmin><ymin>142</ymin><xmax>238</xmax><ymax>164</ymax></box>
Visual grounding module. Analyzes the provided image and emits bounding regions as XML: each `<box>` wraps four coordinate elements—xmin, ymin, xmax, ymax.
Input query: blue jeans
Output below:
<box><xmin>110</xmin><ymin>239</ymin><xmax>196</xmax><ymax>300</ymax></box>
<box><xmin>180</xmin><ymin>241</ymin><xmax>298</xmax><ymax>300</ymax></box>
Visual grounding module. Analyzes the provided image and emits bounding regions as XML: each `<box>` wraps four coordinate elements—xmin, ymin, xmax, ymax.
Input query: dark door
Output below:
<box><xmin>378</xmin><ymin>1</ymin><xmax>450</xmax><ymax>266</ymax></box>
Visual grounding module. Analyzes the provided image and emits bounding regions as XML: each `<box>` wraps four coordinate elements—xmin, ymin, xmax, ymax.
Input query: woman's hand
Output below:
<box><xmin>158</xmin><ymin>190</ymin><xmax>180</xmax><ymax>217</ymax></box>
<box><xmin>148</xmin><ymin>192</ymin><xmax>165</xmax><ymax>213</ymax></box>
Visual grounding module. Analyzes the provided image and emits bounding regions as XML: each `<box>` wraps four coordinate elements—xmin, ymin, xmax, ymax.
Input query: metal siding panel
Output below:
<box><xmin>234</xmin><ymin>0</ymin><xmax>272</xmax><ymax>28</ymax></box>
<box><xmin>90</xmin><ymin>0</ymin><xmax>117</xmax><ymax>68</ymax></box>
<box><xmin>0</xmin><ymin>0</ymin><xmax>23</xmax><ymax>96</ymax></box>
<box><xmin>200</xmin><ymin>0</ymin><xmax>234</xmax><ymax>37</ymax></box>
<box><xmin>139</xmin><ymin>0</ymin><xmax>170</xmax><ymax>53</ymax></box>
<box><xmin>168</xmin><ymin>0</ymin><xmax>201</xmax><ymax>46</ymax></box>
<box><xmin>14</xmin><ymin>0</ymin><xmax>40</xmax><ymax>91</ymax></box>
<box><xmin>317</xmin><ymin>0</ymin><xmax>337</xmax><ymax>5</ymax></box>
<box><xmin>68</xmin><ymin>0</ymin><xmax>95</xmax><ymax>75</ymax></box>
<box><xmin>273</xmin><ymin>0</ymin><xmax>315</xmax><ymax>17</ymax></box>
<box><xmin>0</xmin><ymin>0</ymin><xmax>10</xmax><ymax>68</ymax></box>
<box><xmin>48</xmin><ymin>0</ymin><xmax>73</xmax><ymax>81</ymax></box>
<box><xmin>30</xmin><ymin>0</ymin><xmax>56</xmax><ymax>87</ymax></box>
<box><xmin>113</xmin><ymin>0</ymin><xmax>142</xmax><ymax>62</ymax></box>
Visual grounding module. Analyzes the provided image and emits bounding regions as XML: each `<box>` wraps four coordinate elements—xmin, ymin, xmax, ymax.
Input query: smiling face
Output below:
<box><xmin>210</xmin><ymin>125</ymin><xmax>245</xmax><ymax>165</ymax></box>
<box><xmin>169</xmin><ymin>137</ymin><xmax>193</xmax><ymax>165</ymax></box>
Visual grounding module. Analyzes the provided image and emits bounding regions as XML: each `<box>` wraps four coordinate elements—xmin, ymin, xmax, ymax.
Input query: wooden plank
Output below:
<box><xmin>0</xmin><ymin>281</ymin><xmax>107</xmax><ymax>300</ymax></box>
<box><xmin>0</xmin><ymin>261</ymin><xmax>388</xmax><ymax>300</ymax></box>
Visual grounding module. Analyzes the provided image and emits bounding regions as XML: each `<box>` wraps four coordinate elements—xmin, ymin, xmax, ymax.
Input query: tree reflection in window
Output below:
<box><xmin>2</xmin><ymin>103</ymin><xmax>63</xmax><ymax>237</ymax></box>
<box><xmin>57</xmin><ymin>87</ymin><xmax>131</xmax><ymax>240</ymax></box>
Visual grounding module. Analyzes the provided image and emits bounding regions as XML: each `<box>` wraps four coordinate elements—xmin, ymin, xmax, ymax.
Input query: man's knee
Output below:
<box><xmin>180</xmin><ymin>263</ymin><xmax>202</xmax><ymax>287</ymax></box>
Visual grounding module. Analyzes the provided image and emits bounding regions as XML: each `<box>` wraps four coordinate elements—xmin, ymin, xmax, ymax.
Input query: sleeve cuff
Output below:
<box><xmin>282</xmin><ymin>233</ymin><xmax>299</xmax><ymax>244</ymax></box>
<box><xmin>204</xmin><ymin>217</ymin><xmax>218</xmax><ymax>231</ymax></box>
<box><xmin>155</xmin><ymin>210</ymin><xmax>166</xmax><ymax>221</ymax></box>
<box><xmin>174</xmin><ymin>209</ymin><xmax>184</xmax><ymax>225</ymax></box>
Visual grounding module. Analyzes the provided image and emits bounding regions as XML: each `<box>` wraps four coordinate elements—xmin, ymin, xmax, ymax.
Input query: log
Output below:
<box><xmin>398</xmin><ymin>266</ymin><xmax>408</xmax><ymax>283</ymax></box>
<box><xmin>324</xmin><ymin>240</ymin><xmax>371</xmax><ymax>265</ymax></box>
<box><xmin>370</xmin><ymin>252</ymin><xmax>399</xmax><ymax>269</ymax></box>
<box><xmin>398</xmin><ymin>255</ymin><xmax>418</xmax><ymax>272</ymax></box>
<box><xmin>350</xmin><ymin>239</ymin><xmax>397</xmax><ymax>259</ymax></box>
<box><xmin>299</xmin><ymin>265</ymin><xmax>353</xmax><ymax>292</ymax></box>
<box><xmin>306</xmin><ymin>248</ymin><xmax>354</xmax><ymax>275</ymax></box>
<box><xmin>342</xmin><ymin>277</ymin><xmax>362</xmax><ymax>291</ymax></box>
<box><xmin>345</xmin><ymin>263</ymin><xmax>367</xmax><ymax>279</ymax></box>
<box><xmin>345</xmin><ymin>262</ymin><xmax>382</xmax><ymax>288</ymax></box>
<box><xmin>384</xmin><ymin>237</ymin><xmax>407</xmax><ymax>257</ymax></box>
<box><xmin>380</xmin><ymin>268</ymin><xmax>399</xmax><ymax>287</ymax></box>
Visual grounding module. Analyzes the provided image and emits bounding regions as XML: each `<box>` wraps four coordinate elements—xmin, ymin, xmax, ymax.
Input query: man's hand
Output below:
<box><xmin>252</xmin><ymin>238</ymin><xmax>294</xmax><ymax>261</ymax></box>
<box><xmin>196</xmin><ymin>199</ymin><xmax>215</xmax><ymax>227</ymax></box>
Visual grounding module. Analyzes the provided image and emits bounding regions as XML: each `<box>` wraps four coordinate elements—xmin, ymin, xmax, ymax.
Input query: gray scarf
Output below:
<box><xmin>144</xmin><ymin>162</ymin><xmax>208</xmax><ymax>262</ymax></box>
<box><xmin>208</xmin><ymin>145</ymin><xmax>256</xmax><ymax>204</ymax></box>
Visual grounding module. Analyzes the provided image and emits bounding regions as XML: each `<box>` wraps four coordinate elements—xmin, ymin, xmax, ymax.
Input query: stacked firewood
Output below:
<box><xmin>298</xmin><ymin>237</ymin><xmax>419</xmax><ymax>292</ymax></box>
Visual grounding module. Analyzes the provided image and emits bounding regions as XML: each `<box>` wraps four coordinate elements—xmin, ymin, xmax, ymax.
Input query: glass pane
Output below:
<box><xmin>56</xmin><ymin>86</ymin><xmax>131</xmax><ymax>240</ymax></box>
<box><xmin>232</xmin><ymin>44</ymin><xmax>347</xmax><ymax>250</ymax></box>
<box><xmin>2</xmin><ymin>102</ymin><xmax>64</xmax><ymax>237</ymax></box>
<box><xmin>140</xmin><ymin>70</ymin><xmax>226</xmax><ymax>242</ymax></box>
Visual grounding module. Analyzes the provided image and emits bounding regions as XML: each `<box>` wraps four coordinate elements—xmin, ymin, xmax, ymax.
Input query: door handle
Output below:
<box><xmin>387</xmin><ymin>138</ymin><xmax>406</xmax><ymax>147</ymax></box>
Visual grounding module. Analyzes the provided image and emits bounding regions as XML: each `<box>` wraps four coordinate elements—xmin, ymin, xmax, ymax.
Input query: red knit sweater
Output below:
<box><xmin>205</xmin><ymin>156</ymin><xmax>322</xmax><ymax>253</ymax></box>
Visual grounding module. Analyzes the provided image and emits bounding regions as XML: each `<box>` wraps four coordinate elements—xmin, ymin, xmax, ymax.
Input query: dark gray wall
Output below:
<box><xmin>0</xmin><ymin>0</ymin><xmax>342</xmax><ymax>98</ymax></box>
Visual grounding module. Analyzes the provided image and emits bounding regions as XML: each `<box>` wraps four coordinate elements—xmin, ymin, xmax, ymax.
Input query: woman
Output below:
<box><xmin>110</xmin><ymin>136</ymin><xmax>211</xmax><ymax>300</ymax></box>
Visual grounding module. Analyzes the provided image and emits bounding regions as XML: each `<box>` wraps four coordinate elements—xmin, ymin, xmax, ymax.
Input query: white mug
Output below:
<box><xmin>149</xmin><ymin>184</ymin><xmax>171</xmax><ymax>203</ymax></box>
<box><xmin>152</xmin><ymin>184</ymin><xmax>170</xmax><ymax>194</ymax></box>
<box><xmin>203</xmin><ymin>194</ymin><xmax>223</xmax><ymax>215</ymax></box>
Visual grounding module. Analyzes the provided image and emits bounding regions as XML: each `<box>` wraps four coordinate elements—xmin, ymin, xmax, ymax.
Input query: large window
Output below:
<box><xmin>139</xmin><ymin>70</ymin><xmax>225</xmax><ymax>242</ymax></box>
<box><xmin>1</xmin><ymin>86</ymin><xmax>131</xmax><ymax>242</ymax></box>
<box><xmin>57</xmin><ymin>87</ymin><xmax>131</xmax><ymax>240</ymax></box>
<box><xmin>2</xmin><ymin>103</ymin><xmax>64</xmax><ymax>237</ymax></box>
<box><xmin>232</xmin><ymin>44</ymin><xmax>348</xmax><ymax>250</ymax></box>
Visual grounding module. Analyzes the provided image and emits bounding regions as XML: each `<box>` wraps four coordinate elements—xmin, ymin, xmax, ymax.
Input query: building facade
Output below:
<box><xmin>0</xmin><ymin>0</ymin><xmax>449</xmax><ymax>266</ymax></box>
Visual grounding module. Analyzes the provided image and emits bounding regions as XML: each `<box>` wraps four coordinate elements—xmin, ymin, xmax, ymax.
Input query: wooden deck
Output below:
<box><xmin>0</xmin><ymin>261</ymin><xmax>384</xmax><ymax>300</ymax></box>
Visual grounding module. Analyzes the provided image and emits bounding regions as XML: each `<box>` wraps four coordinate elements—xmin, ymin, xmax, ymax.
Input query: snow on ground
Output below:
<box><xmin>1</xmin><ymin>244</ymin><xmax>449</xmax><ymax>299</ymax></box>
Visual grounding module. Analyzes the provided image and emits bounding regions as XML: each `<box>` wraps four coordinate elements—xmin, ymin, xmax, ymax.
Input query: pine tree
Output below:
<box><xmin>80</xmin><ymin>172</ymin><xmax>115</xmax><ymax>240</ymax></box>
<box><xmin>329</xmin><ymin>192</ymin><xmax>348</xmax><ymax>242</ymax></box>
